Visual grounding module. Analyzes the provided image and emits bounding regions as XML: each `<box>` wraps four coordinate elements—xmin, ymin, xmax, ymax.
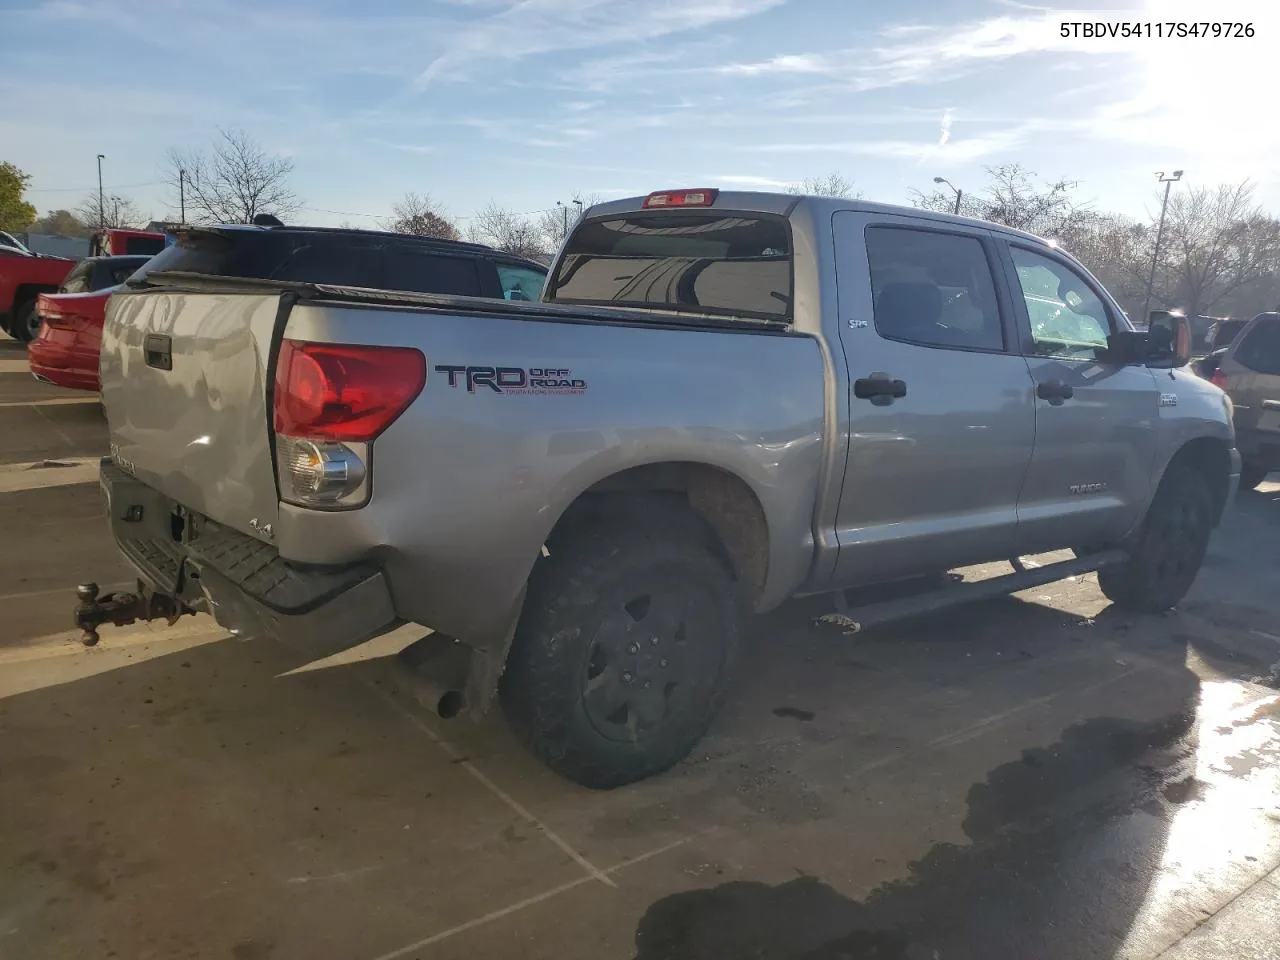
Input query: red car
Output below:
<box><xmin>27</xmin><ymin>255</ymin><xmax>151</xmax><ymax>392</ymax></box>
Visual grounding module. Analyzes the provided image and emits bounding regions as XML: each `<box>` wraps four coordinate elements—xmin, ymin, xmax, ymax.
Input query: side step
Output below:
<box><xmin>829</xmin><ymin>549</ymin><xmax>1129</xmax><ymax>634</ymax></box>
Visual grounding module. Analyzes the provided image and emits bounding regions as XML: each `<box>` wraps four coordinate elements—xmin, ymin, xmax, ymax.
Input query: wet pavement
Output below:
<box><xmin>1</xmin><ymin>334</ymin><xmax>1278</xmax><ymax>959</ymax></box>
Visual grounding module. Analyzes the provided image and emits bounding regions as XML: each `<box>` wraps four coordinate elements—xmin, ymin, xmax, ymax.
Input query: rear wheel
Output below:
<box><xmin>1097</xmin><ymin>464</ymin><xmax>1215</xmax><ymax>613</ymax></box>
<box><xmin>12</xmin><ymin>297</ymin><xmax>39</xmax><ymax>343</ymax></box>
<box><xmin>1239</xmin><ymin>462</ymin><xmax>1270</xmax><ymax>491</ymax></box>
<box><xmin>501</xmin><ymin>509</ymin><xmax>742</xmax><ymax>789</ymax></box>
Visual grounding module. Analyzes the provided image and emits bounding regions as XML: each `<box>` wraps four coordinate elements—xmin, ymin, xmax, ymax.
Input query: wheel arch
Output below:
<box><xmin>1157</xmin><ymin>435</ymin><xmax>1234</xmax><ymax>526</ymax></box>
<box><xmin>542</xmin><ymin>460</ymin><xmax>772</xmax><ymax>607</ymax></box>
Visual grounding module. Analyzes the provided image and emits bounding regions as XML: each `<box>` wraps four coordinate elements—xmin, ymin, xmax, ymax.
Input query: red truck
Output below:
<box><xmin>0</xmin><ymin>245</ymin><xmax>77</xmax><ymax>342</ymax></box>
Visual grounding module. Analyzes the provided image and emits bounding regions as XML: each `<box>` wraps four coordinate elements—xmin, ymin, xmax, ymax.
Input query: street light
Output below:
<box><xmin>933</xmin><ymin>176</ymin><xmax>962</xmax><ymax>215</ymax></box>
<box><xmin>1140</xmin><ymin>169</ymin><xmax>1184</xmax><ymax>327</ymax></box>
<box><xmin>572</xmin><ymin>198</ymin><xmax>584</xmax><ymax>221</ymax></box>
<box><xmin>96</xmin><ymin>154</ymin><xmax>105</xmax><ymax>228</ymax></box>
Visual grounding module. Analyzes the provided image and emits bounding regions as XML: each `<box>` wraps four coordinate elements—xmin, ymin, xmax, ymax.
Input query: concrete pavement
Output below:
<box><xmin>1</xmin><ymin>334</ymin><xmax>1278</xmax><ymax>959</ymax></box>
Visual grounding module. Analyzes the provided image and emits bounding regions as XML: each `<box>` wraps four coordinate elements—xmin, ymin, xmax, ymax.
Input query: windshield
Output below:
<box><xmin>548</xmin><ymin>211</ymin><xmax>793</xmax><ymax>322</ymax></box>
<box><xmin>58</xmin><ymin>260</ymin><xmax>93</xmax><ymax>293</ymax></box>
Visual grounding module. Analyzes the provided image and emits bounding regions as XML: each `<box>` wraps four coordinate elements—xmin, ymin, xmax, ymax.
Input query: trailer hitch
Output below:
<box><xmin>74</xmin><ymin>581</ymin><xmax>193</xmax><ymax>647</ymax></box>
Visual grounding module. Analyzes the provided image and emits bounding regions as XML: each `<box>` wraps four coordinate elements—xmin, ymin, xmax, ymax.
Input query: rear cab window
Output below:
<box><xmin>547</xmin><ymin>211</ymin><xmax>793</xmax><ymax>322</ymax></box>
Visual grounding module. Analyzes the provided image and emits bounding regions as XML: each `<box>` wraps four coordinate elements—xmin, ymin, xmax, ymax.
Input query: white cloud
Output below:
<box><xmin>938</xmin><ymin>109</ymin><xmax>953</xmax><ymax>147</ymax></box>
<box><xmin>718</xmin><ymin>53</ymin><xmax>828</xmax><ymax>76</ymax></box>
<box><xmin>415</xmin><ymin>0</ymin><xmax>787</xmax><ymax>87</ymax></box>
<box><xmin>711</xmin><ymin>174</ymin><xmax>798</xmax><ymax>188</ymax></box>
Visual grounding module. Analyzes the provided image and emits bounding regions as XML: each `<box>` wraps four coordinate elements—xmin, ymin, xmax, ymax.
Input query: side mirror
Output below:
<box><xmin>1146</xmin><ymin>312</ymin><xmax>1191</xmax><ymax>368</ymax></box>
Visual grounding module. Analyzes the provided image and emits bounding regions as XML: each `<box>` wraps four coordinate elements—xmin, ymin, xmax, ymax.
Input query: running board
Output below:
<box><xmin>829</xmin><ymin>549</ymin><xmax>1129</xmax><ymax>634</ymax></box>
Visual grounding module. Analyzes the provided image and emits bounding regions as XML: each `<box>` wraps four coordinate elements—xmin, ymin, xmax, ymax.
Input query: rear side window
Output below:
<box><xmin>130</xmin><ymin>230</ymin><xmax>486</xmax><ymax>298</ymax></box>
<box><xmin>865</xmin><ymin>227</ymin><xmax>1005</xmax><ymax>352</ymax></box>
<box><xmin>383</xmin><ymin>251</ymin><xmax>482</xmax><ymax>297</ymax></box>
<box><xmin>548</xmin><ymin>211</ymin><xmax>792</xmax><ymax>321</ymax></box>
<box><xmin>59</xmin><ymin>261</ymin><xmax>93</xmax><ymax>294</ymax></box>
<box><xmin>1235</xmin><ymin>318</ymin><xmax>1280</xmax><ymax>375</ymax></box>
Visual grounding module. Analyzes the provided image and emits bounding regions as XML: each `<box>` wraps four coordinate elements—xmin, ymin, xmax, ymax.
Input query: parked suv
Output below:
<box><xmin>123</xmin><ymin>224</ymin><xmax>548</xmax><ymax>302</ymax></box>
<box><xmin>1213</xmin><ymin>312</ymin><xmax>1280</xmax><ymax>489</ymax></box>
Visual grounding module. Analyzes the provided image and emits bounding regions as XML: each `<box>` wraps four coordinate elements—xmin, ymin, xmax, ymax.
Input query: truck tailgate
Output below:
<box><xmin>99</xmin><ymin>290</ymin><xmax>283</xmax><ymax>542</ymax></box>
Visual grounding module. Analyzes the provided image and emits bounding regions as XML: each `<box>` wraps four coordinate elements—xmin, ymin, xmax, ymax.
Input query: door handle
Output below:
<box><xmin>1036</xmin><ymin>379</ymin><xmax>1074</xmax><ymax>405</ymax></box>
<box><xmin>1263</xmin><ymin>399</ymin><xmax>1280</xmax><ymax>410</ymax></box>
<box><xmin>854</xmin><ymin>374</ymin><xmax>907</xmax><ymax>407</ymax></box>
<box><xmin>144</xmin><ymin>334</ymin><xmax>172</xmax><ymax>371</ymax></box>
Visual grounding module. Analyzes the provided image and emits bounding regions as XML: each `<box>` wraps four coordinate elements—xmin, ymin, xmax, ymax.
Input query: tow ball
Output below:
<box><xmin>74</xmin><ymin>581</ymin><xmax>191</xmax><ymax>647</ymax></box>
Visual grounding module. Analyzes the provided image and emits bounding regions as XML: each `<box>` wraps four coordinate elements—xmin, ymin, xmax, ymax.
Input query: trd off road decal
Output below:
<box><xmin>434</xmin><ymin>365</ymin><xmax>587</xmax><ymax>395</ymax></box>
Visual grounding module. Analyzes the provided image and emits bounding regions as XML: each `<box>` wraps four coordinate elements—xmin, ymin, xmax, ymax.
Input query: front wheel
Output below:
<box><xmin>1097</xmin><ymin>465</ymin><xmax>1215</xmax><ymax>613</ymax></box>
<box><xmin>501</xmin><ymin>511</ymin><xmax>742</xmax><ymax>789</ymax></box>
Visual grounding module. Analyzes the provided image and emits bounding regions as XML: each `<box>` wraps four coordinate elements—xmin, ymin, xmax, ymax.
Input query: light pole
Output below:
<box><xmin>1140</xmin><ymin>169</ymin><xmax>1184</xmax><ymax>327</ymax></box>
<box><xmin>96</xmin><ymin>154</ymin><xmax>105</xmax><ymax>228</ymax></box>
<box><xmin>572</xmin><ymin>198</ymin><xmax>584</xmax><ymax>222</ymax></box>
<box><xmin>933</xmin><ymin>176</ymin><xmax>962</xmax><ymax>215</ymax></box>
<box><xmin>179</xmin><ymin>168</ymin><xmax>186</xmax><ymax>224</ymax></box>
<box><xmin>556</xmin><ymin>200</ymin><xmax>568</xmax><ymax>237</ymax></box>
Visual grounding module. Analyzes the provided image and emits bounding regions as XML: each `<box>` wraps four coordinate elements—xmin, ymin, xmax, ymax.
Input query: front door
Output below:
<box><xmin>830</xmin><ymin>213</ymin><xmax>1037</xmax><ymax>586</ymax></box>
<box><xmin>997</xmin><ymin>242</ymin><xmax>1161</xmax><ymax>554</ymax></box>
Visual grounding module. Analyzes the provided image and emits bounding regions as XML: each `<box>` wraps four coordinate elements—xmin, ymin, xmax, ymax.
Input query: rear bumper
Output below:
<box><xmin>27</xmin><ymin>338</ymin><xmax>100</xmax><ymax>392</ymax></box>
<box><xmin>100</xmin><ymin>458</ymin><xmax>399</xmax><ymax>654</ymax></box>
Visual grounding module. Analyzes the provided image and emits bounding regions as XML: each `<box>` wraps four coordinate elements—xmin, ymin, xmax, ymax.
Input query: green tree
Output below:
<box><xmin>0</xmin><ymin>161</ymin><xmax>38</xmax><ymax>232</ymax></box>
<box><xmin>29</xmin><ymin>208</ymin><xmax>90</xmax><ymax>238</ymax></box>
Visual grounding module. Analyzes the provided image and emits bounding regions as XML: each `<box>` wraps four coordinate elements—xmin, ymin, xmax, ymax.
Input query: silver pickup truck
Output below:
<box><xmin>81</xmin><ymin>191</ymin><xmax>1240</xmax><ymax>788</ymax></box>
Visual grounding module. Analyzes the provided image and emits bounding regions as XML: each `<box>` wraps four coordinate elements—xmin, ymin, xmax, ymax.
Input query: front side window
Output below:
<box><xmin>1235</xmin><ymin>318</ymin><xmax>1280</xmax><ymax>375</ymax></box>
<box><xmin>1010</xmin><ymin>246</ymin><xmax>1113</xmax><ymax>360</ymax></box>
<box><xmin>865</xmin><ymin>227</ymin><xmax>1005</xmax><ymax>352</ymax></box>
<box><xmin>497</xmin><ymin>263</ymin><xmax>547</xmax><ymax>302</ymax></box>
<box><xmin>548</xmin><ymin>211</ymin><xmax>792</xmax><ymax>322</ymax></box>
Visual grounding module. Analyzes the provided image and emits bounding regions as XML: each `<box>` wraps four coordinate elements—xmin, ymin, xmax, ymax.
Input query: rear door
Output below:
<box><xmin>1222</xmin><ymin>315</ymin><xmax>1280</xmax><ymax>467</ymax></box>
<box><xmin>997</xmin><ymin>241</ymin><xmax>1161</xmax><ymax>554</ymax></box>
<box><xmin>830</xmin><ymin>212</ymin><xmax>1037</xmax><ymax>585</ymax></box>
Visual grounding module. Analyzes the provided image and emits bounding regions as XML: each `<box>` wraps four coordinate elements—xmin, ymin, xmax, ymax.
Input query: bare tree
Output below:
<box><xmin>912</xmin><ymin>163</ymin><xmax>1086</xmax><ymax>239</ymax></box>
<box><xmin>789</xmin><ymin>173</ymin><xmax>860</xmax><ymax>199</ymax></box>
<box><xmin>164</xmin><ymin>128</ymin><xmax>301</xmax><ymax>225</ymax></box>
<box><xmin>537</xmin><ymin>192</ymin><xmax>603</xmax><ymax>251</ymax></box>
<box><xmin>384</xmin><ymin>192</ymin><xmax>460</xmax><ymax>240</ymax></box>
<box><xmin>76</xmin><ymin>194</ymin><xmax>144</xmax><ymax>229</ymax></box>
<box><xmin>467</xmin><ymin>202</ymin><xmax>547</xmax><ymax>260</ymax></box>
<box><xmin>1156</xmin><ymin>182</ymin><xmax>1280</xmax><ymax>320</ymax></box>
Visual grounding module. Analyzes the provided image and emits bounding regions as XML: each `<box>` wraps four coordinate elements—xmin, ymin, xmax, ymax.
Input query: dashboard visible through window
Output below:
<box><xmin>1010</xmin><ymin>246</ymin><xmax>1114</xmax><ymax>361</ymax></box>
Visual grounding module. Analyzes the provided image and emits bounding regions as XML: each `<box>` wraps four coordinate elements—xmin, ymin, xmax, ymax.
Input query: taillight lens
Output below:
<box><xmin>273</xmin><ymin>340</ymin><xmax>425</xmax><ymax>442</ymax></box>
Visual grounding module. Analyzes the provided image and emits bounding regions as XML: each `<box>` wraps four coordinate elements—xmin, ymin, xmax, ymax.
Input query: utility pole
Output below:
<box><xmin>573</xmin><ymin>198</ymin><xmax>584</xmax><ymax>223</ymax></box>
<box><xmin>933</xmin><ymin>176</ymin><xmax>962</xmax><ymax>215</ymax></box>
<box><xmin>96</xmin><ymin>154</ymin><xmax>105</xmax><ymax>228</ymax></box>
<box><xmin>179</xmin><ymin>168</ymin><xmax>186</xmax><ymax>224</ymax></box>
<box><xmin>1141</xmin><ymin>170</ymin><xmax>1184</xmax><ymax>327</ymax></box>
<box><xmin>556</xmin><ymin>200</ymin><xmax>568</xmax><ymax>238</ymax></box>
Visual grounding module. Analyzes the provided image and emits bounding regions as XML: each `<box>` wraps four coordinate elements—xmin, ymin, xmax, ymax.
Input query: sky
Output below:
<box><xmin>2</xmin><ymin>0</ymin><xmax>1277</xmax><ymax>230</ymax></box>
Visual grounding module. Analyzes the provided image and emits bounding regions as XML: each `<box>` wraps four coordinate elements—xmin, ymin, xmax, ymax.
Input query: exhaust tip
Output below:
<box><xmin>436</xmin><ymin>690</ymin><xmax>463</xmax><ymax>720</ymax></box>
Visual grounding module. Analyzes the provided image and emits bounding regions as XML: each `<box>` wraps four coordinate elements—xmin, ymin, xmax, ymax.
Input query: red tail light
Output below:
<box><xmin>273</xmin><ymin>340</ymin><xmax>425</xmax><ymax>442</ymax></box>
<box><xmin>1211</xmin><ymin>369</ymin><xmax>1228</xmax><ymax>389</ymax></box>
<box><xmin>642</xmin><ymin>188</ymin><xmax>719</xmax><ymax>209</ymax></box>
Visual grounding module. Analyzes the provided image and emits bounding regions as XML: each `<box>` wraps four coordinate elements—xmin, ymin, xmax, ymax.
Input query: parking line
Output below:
<box><xmin>364</xmin><ymin>680</ymin><xmax>617</xmax><ymax>889</ymax></box>
<box><xmin>0</xmin><ymin>396</ymin><xmax>99</xmax><ymax>408</ymax></box>
<box><xmin>369</xmin><ymin>837</ymin><xmax>692</xmax><ymax>960</ymax></box>
<box><xmin>0</xmin><ymin>457</ymin><xmax>101</xmax><ymax>494</ymax></box>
